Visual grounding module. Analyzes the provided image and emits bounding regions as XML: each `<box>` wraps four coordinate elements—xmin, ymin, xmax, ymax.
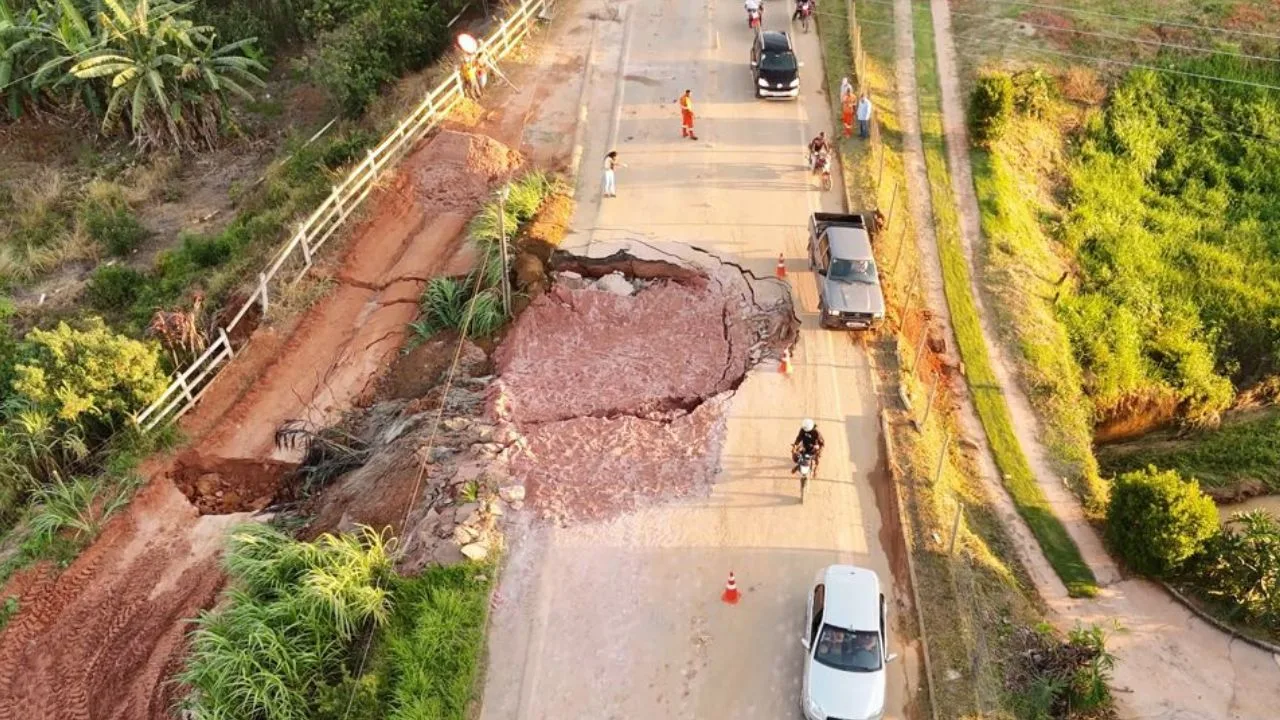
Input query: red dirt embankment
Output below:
<box><xmin>494</xmin><ymin>259</ymin><xmax>797</xmax><ymax>523</ymax></box>
<box><xmin>0</xmin><ymin>131</ymin><xmax>520</xmax><ymax>719</ymax></box>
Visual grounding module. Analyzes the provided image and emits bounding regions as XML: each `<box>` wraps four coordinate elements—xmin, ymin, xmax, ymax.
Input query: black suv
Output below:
<box><xmin>750</xmin><ymin>31</ymin><xmax>800</xmax><ymax>99</ymax></box>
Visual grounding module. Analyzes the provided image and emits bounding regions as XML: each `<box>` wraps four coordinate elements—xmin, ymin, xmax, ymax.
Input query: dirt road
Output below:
<box><xmin>480</xmin><ymin>1</ymin><xmax>921</xmax><ymax>718</ymax></box>
<box><xmin>913</xmin><ymin>0</ymin><xmax>1280</xmax><ymax>717</ymax></box>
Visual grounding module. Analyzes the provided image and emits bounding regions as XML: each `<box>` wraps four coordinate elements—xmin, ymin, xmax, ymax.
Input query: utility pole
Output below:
<box><xmin>498</xmin><ymin>186</ymin><xmax>512</xmax><ymax>316</ymax></box>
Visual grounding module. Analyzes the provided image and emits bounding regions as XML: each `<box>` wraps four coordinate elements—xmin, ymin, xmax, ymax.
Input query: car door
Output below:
<box><xmin>803</xmin><ymin>583</ymin><xmax>825</xmax><ymax>701</ymax></box>
<box><xmin>879</xmin><ymin>594</ymin><xmax>888</xmax><ymax>664</ymax></box>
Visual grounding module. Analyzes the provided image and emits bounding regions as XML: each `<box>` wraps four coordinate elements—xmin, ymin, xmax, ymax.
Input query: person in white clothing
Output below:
<box><xmin>603</xmin><ymin>151</ymin><xmax>621</xmax><ymax>198</ymax></box>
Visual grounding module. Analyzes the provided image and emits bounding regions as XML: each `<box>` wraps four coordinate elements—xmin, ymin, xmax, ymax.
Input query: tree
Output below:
<box><xmin>11</xmin><ymin>316</ymin><xmax>168</xmax><ymax>430</ymax></box>
<box><xmin>69</xmin><ymin>0</ymin><xmax>267</xmax><ymax>151</ymax></box>
<box><xmin>1105</xmin><ymin>466</ymin><xmax>1219</xmax><ymax>577</ymax></box>
<box><xmin>969</xmin><ymin>71</ymin><xmax>1014</xmax><ymax>147</ymax></box>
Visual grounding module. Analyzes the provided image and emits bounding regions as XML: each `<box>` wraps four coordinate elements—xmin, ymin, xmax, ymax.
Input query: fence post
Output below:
<box><xmin>884</xmin><ymin>180</ymin><xmax>899</xmax><ymax>230</ymax></box>
<box><xmin>911</xmin><ymin>318</ymin><xmax>930</xmax><ymax>376</ymax></box>
<box><xmin>258</xmin><ymin>273</ymin><xmax>270</xmax><ymax>316</ymax></box>
<box><xmin>177</xmin><ymin>374</ymin><xmax>194</xmax><ymax>403</ymax></box>
<box><xmin>877</xmin><ymin>144</ymin><xmax>887</xmax><ymax>190</ymax></box>
<box><xmin>219</xmin><ymin>327</ymin><xmax>234</xmax><ymax>358</ymax></box>
<box><xmin>919</xmin><ymin>372</ymin><xmax>939</xmax><ymax>429</ymax></box>
<box><xmin>300</xmin><ymin>230</ymin><xmax>312</xmax><ymax>268</ymax></box>
<box><xmin>891</xmin><ymin>222</ymin><xmax>908</xmax><ymax>278</ymax></box>
<box><xmin>948</xmin><ymin>493</ymin><xmax>963</xmax><ymax>555</ymax></box>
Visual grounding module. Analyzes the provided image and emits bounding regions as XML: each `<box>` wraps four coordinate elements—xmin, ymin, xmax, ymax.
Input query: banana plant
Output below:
<box><xmin>69</xmin><ymin>0</ymin><xmax>266</xmax><ymax>150</ymax></box>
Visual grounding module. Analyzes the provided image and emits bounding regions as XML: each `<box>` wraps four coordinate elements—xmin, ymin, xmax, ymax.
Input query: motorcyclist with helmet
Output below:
<box><xmin>791</xmin><ymin>418</ymin><xmax>825</xmax><ymax>474</ymax></box>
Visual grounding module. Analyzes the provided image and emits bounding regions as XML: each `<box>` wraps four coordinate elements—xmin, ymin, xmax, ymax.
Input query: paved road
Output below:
<box><xmin>481</xmin><ymin>0</ymin><xmax>917</xmax><ymax>717</ymax></box>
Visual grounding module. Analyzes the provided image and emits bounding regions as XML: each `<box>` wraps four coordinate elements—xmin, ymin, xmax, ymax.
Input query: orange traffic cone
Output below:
<box><xmin>775</xmin><ymin>254</ymin><xmax>786</xmax><ymax>278</ymax></box>
<box><xmin>722</xmin><ymin>571</ymin><xmax>740</xmax><ymax>604</ymax></box>
<box><xmin>779</xmin><ymin>348</ymin><xmax>792</xmax><ymax>374</ymax></box>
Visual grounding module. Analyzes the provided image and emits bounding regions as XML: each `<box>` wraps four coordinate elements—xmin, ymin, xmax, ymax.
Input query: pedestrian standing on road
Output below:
<box><xmin>856</xmin><ymin>93</ymin><xmax>873</xmax><ymax>139</ymax></box>
<box><xmin>677</xmin><ymin>89</ymin><xmax>698</xmax><ymax>140</ymax></box>
<box><xmin>842</xmin><ymin>92</ymin><xmax>855</xmax><ymax>138</ymax></box>
<box><xmin>461</xmin><ymin>58</ymin><xmax>480</xmax><ymax>99</ymax></box>
<box><xmin>603</xmin><ymin>151</ymin><xmax>623</xmax><ymax>198</ymax></box>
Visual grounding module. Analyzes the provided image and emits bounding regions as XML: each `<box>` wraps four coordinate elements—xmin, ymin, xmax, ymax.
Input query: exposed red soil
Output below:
<box><xmin>0</xmin><ymin>21</ymin><xmax>586</xmax><ymax>717</ymax></box>
<box><xmin>0</xmin><ymin>130</ymin><xmax>525</xmax><ymax>720</ymax></box>
<box><xmin>493</xmin><ymin>282</ymin><xmax>751</xmax><ymax>423</ymax></box>
<box><xmin>494</xmin><ymin>262</ymin><xmax>796</xmax><ymax>523</ymax></box>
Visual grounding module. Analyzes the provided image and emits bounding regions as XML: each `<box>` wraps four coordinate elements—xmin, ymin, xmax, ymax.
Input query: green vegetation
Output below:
<box><xmin>1060</xmin><ymin>63</ymin><xmax>1280</xmax><ymax>427</ymax></box>
<box><xmin>817</xmin><ymin>3</ymin><xmax>1116</xmax><ymax>718</ymax></box>
<box><xmin>1099</xmin><ymin>409</ymin><xmax>1280</xmax><ymax>492</ymax></box>
<box><xmin>911</xmin><ymin>1</ymin><xmax>1096</xmax><ymax>597</ymax></box>
<box><xmin>1104</xmin><ymin>467</ymin><xmax>1280</xmax><ymax>640</ymax></box>
<box><xmin>179</xmin><ymin>523</ymin><xmax>493</xmax><ymax>719</ymax></box>
<box><xmin>1192</xmin><ymin>510</ymin><xmax>1280</xmax><ymax>637</ymax></box>
<box><xmin>1</xmin><ymin>0</ymin><xmax>267</xmax><ymax>151</ymax></box>
<box><xmin>412</xmin><ymin>171</ymin><xmax>560</xmax><ymax>342</ymax></box>
<box><xmin>1007</xmin><ymin>623</ymin><xmax>1116</xmax><ymax>719</ymax></box>
<box><xmin>968</xmin><ymin>71</ymin><xmax>1014</xmax><ymax>146</ymax></box>
<box><xmin>1106</xmin><ymin>467</ymin><xmax>1218</xmax><ymax>576</ymax></box>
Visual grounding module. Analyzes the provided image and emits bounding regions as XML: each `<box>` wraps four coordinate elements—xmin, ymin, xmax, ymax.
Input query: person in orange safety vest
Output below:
<box><xmin>677</xmin><ymin>89</ymin><xmax>698</xmax><ymax>140</ymax></box>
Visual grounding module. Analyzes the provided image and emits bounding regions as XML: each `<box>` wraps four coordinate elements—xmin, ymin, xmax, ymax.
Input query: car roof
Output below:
<box><xmin>827</xmin><ymin>226</ymin><xmax>873</xmax><ymax>260</ymax></box>
<box><xmin>760</xmin><ymin>31</ymin><xmax>792</xmax><ymax>52</ymax></box>
<box><xmin>820</xmin><ymin>565</ymin><xmax>881</xmax><ymax>631</ymax></box>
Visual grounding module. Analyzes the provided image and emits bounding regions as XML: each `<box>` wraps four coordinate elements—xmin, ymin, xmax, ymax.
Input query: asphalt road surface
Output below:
<box><xmin>481</xmin><ymin>0</ymin><xmax>916</xmax><ymax>717</ymax></box>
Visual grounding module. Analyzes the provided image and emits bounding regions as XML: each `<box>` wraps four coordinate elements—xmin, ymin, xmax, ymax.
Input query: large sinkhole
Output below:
<box><xmin>171</xmin><ymin>451</ymin><xmax>299</xmax><ymax>515</ymax></box>
<box><xmin>493</xmin><ymin>246</ymin><xmax>798</xmax><ymax>523</ymax></box>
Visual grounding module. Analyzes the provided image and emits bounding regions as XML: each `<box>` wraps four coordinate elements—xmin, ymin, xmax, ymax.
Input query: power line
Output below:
<box><xmin>970</xmin><ymin>0</ymin><xmax>1280</xmax><ymax>42</ymax></box>
<box><xmin>943</xmin><ymin>4</ymin><xmax>1280</xmax><ymax>65</ymax></box>
<box><xmin>966</xmin><ymin>34</ymin><xmax>1280</xmax><ymax>93</ymax></box>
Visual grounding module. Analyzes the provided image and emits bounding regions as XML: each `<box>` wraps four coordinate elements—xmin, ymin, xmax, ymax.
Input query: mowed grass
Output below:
<box><xmin>909</xmin><ymin>2</ymin><xmax>1097</xmax><ymax>597</ymax></box>
<box><xmin>817</xmin><ymin>3</ymin><xmax>1050</xmax><ymax>716</ymax></box>
<box><xmin>970</xmin><ymin>124</ymin><xmax>1108</xmax><ymax>515</ymax></box>
<box><xmin>1099</xmin><ymin>407</ymin><xmax>1280</xmax><ymax>492</ymax></box>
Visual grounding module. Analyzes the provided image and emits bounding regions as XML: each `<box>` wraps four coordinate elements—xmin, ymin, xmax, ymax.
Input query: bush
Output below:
<box><xmin>1191</xmin><ymin>510</ymin><xmax>1280</xmax><ymax>635</ymax></box>
<box><xmin>1007</xmin><ymin>623</ymin><xmax>1115</xmax><ymax>719</ymax></box>
<box><xmin>85</xmin><ymin>265</ymin><xmax>145</xmax><ymax>311</ymax></box>
<box><xmin>969</xmin><ymin>71</ymin><xmax>1014</xmax><ymax>146</ymax></box>
<box><xmin>1011</xmin><ymin>68</ymin><xmax>1053</xmax><ymax>118</ymax></box>
<box><xmin>12</xmin><ymin>317</ymin><xmax>169</xmax><ymax>429</ymax></box>
<box><xmin>179</xmin><ymin>524</ymin><xmax>396</xmax><ymax>719</ymax></box>
<box><xmin>81</xmin><ymin>203</ymin><xmax>149</xmax><ymax>256</ymax></box>
<box><xmin>312</xmin><ymin>0</ymin><xmax>462</xmax><ymax>117</ymax></box>
<box><xmin>1106</xmin><ymin>466</ymin><xmax>1218</xmax><ymax>577</ymax></box>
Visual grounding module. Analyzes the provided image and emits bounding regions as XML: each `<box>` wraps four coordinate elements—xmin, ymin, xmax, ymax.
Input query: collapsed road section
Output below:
<box><xmin>493</xmin><ymin>248</ymin><xmax>798</xmax><ymax>523</ymax></box>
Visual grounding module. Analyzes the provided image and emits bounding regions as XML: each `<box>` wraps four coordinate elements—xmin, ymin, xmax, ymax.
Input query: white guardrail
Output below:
<box><xmin>134</xmin><ymin>0</ymin><xmax>549</xmax><ymax>432</ymax></box>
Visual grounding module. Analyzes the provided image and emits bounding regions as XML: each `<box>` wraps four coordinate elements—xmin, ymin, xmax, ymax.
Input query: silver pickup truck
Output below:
<box><xmin>808</xmin><ymin>212</ymin><xmax>885</xmax><ymax>330</ymax></box>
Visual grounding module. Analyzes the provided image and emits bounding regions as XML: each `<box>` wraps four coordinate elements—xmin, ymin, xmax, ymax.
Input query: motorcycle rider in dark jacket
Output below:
<box><xmin>791</xmin><ymin>418</ymin><xmax>825</xmax><ymax>474</ymax></box>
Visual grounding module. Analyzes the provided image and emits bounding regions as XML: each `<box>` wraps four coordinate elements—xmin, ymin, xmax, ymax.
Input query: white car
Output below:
<box><xmin>800</xmin><ymin>565</ymin><xmax>897</xmax><ymax>720</ymax></box>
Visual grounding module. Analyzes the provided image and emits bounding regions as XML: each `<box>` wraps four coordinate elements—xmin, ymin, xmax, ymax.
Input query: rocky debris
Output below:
<box><xmin>170</xmin><ymin>454</ymin><xmax>298</xmax><ymax>514</ymax></box>
<box><xmin>593</xmin><ymin>271</ymin><xmax>635</xmax><ymax>296</ymax></box>
<box><xmin>499</xmin><ymin>485</ymin><xmax>526</xmax><ymax>503</ymax></box>
<box><xmin>493</xmin><ymin>250</ymin><xmax>797</xmax><ymax>522</ymax></box>
<box><xmin>514</xmin><ymin>252</ymin><xmax>549</xmax><ymax>297</ymax></box>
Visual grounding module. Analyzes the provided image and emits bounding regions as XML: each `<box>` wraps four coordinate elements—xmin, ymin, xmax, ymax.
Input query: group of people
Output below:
<box><xmin>841</xmin><ymin>76</ymin><xmax>874</xmax><ymax>139</ymax></box>
<box><xmin>460</xmin><ymin>54</ymin><xmax>491</xmax><ymax>99</ymax></box>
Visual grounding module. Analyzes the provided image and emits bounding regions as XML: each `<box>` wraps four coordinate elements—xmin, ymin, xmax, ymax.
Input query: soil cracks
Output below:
<box><xmin>892</xmin><ymin>0</ymin><xmax>1280</xmax><ymax>716</ymax></box>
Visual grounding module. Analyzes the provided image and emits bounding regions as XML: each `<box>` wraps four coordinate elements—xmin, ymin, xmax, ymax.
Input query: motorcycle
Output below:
<box><xmin>797</xmin><ymin>0</ymin><xmax>813</xmax><ymax>33</ymax></box>
<box><xmin>796</xmin><ymin>448</ymin><xmax>816</xmax><ymax>501</ymax></box>
<box><xmin>812</xmin><ymin>149</ymin><xmax>833</xmax><ymax>191</ymax></box>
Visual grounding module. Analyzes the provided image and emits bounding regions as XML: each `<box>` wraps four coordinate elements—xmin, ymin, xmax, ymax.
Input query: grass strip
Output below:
<box><xmin>908</xmin><ymin>1</ymin><xmax>1096</xmax><ymax>597</ymax></box>
<box><xmin>818</xmin><ymin>3</ymin><xmax>1044</xmax><ymax>716</ymax></box>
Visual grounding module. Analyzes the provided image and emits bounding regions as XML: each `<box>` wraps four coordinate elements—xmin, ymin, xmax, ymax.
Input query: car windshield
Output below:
<box><xmin>828</xmin><ymin>257</ymin><xmax>876</xmax><ymax>284</ymax></box>
<box><xmin>813</xmin><ymin>625</ymin><xmax>882</xmax><ymax>672</ymax></box>
<box><xmin>760</xmin><ymin>52</ymin><xmax>797</xmax><ymax>72</ymax></box>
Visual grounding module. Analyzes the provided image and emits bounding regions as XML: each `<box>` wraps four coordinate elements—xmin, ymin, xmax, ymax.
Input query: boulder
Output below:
<box><xmin>461</xmin><ymin>543</ymin><xmax>489</xmax><ymax>561</ymax></box>
<box><xmin>499</xmin><ymin>485</ymin><xmax>526</xmax><ymax>503</ymax></box>
<box><xmin>594</xmin><ymin>271</ymin><xmax>635</xmax><ymax>296</ymax></box>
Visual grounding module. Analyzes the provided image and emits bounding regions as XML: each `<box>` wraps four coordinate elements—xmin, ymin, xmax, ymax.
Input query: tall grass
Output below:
<box><xmin>909</xmin><ymin>2</ymin><xmax>1096</xmax><ymax>597</ymax></box>
<box><xmin>179</xmin><ymin>524</ymin><xmax>396</xmax><ymax>720</ymax></box>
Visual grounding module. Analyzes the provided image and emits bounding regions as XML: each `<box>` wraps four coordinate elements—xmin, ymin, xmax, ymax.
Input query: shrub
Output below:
<box><xmin>1106</xmin><ymin>466</ymin><xmax>1218</xmax><ymax>577</ymax></box>
<box><xmin>1191</xmin><ymin>510</ymin><xmax>1280</xmax><ymax>634</ymax></box>
<box><xmin>85</xmin><ymin>265</ymin><xmax>145</xmax><ymax>311</ymax></box>
<box><xmin>178</xmin><ymin>524</ymin><xmax>396</xmax><ymax>719</ymax></box>
<box><xmin>969</xmin><ymin>71</ymin><xmax>1014</xmax><ymax>146</ymax></box>
<box><xmin>12</xmin><ymin>317</ymin><xmax>169</xmax><ymax>429</ymax></box>
<box><xmin>1007</xmin><ymin>623</ymin><xmax>1115</xmax><ymax>718</ymax></box>
<box><xmin>81</xmin><ymin>202</ymin><xmax>149</xmax><ymax>256</ymax></box>
<box><xmin>26</xmin><ymin>474</ymin><xmax>136</xmax><ymax>547</ymax></box>
<box><xmin>312</xmin><ymin>0</ymin><xmax>461</xmax><ymax>117</ymax></box>
<box><xmin>1011</xmin><ymin>68</ymin><xmax>1053</xmax><ymax>118</ymax></box>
